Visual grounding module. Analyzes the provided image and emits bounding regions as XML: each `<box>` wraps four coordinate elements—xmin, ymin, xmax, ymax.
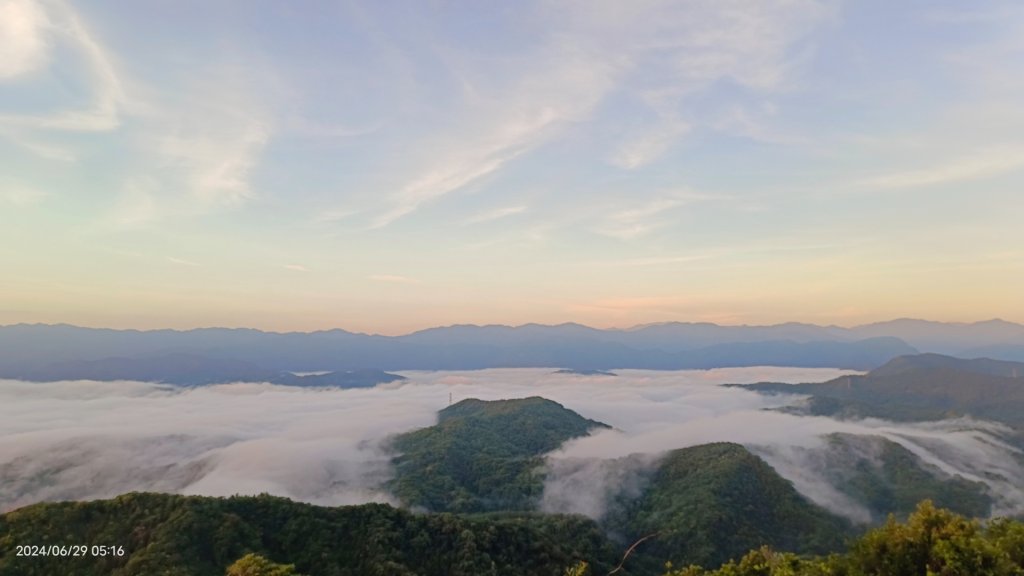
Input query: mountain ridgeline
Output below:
<box><xmin>3</xmin><ymin>352</ymin><xmax>406</xmax><ymax>388</ymax></box>
<box><xmin>0</xmin><ymin>492</ymin><xmax>624</xmax><ymax>576</ymax></box>
<box><xmin>0</xmin><ymin>322</ymin><xmax>933</xmax><ymax>381</ymax></box>
<box><xmin>386</xmin><ymin>398</ymin><xmax>855</xmax><ymax>568</ymax></box>
<box><xmin>737</xmin><ymin>353</ymin><xmax>1024</xmax><ymax>430</ymax></box>
<box><xmin>387</xmin><ymin>397</ymin><xmax>609</xmax><ymax>513</ymax></box>
<box><xmin>814</xmin><ymin>433</ymin><xmax>992</xmax><ymax>522</ymax></box>
<box><xmin>608</xmin><ymin>443</ymin><xmax>851</xmax><ymax>568</ymax></box>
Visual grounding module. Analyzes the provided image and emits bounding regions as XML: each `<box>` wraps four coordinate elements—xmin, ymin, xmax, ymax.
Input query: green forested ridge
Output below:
<box><xmin>387</xmin><ymin>397</ymin><xmax>610</xmax><ymax>513</ymax></box>
<box><xmin>5</xmin><ymin>392</ymin><xmax>1020</xmax><ymax>575</ymax></box>
<box><xmin>5</xmin><ymin>494</ymin><xmax>1023</xmax><ymax>576</ymax></box>
<box><xmin>607</xmin><ymin>443</ymin><xmax>851</xmax><ymax>569</ymax></box>
<box><xmin>0</xmin><ymin>492</ymin><xmax>624</xmax><ymax>576</ymax></box>
<box><xmin>738</xmin><ymin>354</ymin><xmax>1024</xmax><ymax>431</ymax></box>
<box><xmin>819</xmin><ymin>433</ymin><xmax>991</xmax><ymax>521</ymax></box>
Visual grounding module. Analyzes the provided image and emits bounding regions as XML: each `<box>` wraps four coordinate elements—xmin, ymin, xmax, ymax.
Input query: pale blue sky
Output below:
<box><xmin>2</xmin><ymin>0</ymin><xmax>1023</xmax><ymax>334</ymax></box>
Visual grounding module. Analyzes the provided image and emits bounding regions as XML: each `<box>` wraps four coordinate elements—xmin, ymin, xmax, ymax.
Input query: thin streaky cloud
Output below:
<box><xmin>598</xmin><ymin>191</ymin><xmax>719</xmax><ymax>240</ymax></box>
<box><xmin>370</xmin><ymin>38</ymin><xmax>618</xmax><ymax>229</ymax></box>
<box><xmin>858</xmin><ymin>145</ymin><xmax>1024</xmax><ymax>190</ymax></box>
<box><xmin>464</xmin><ymin>205</ymin><xmax>528</xmax><ymax>225</ymax></box>
<box><xmin>0</xmin><ymin>0</ymin><xmax>50</xmax><ymax>79</ymax></box>
<box><xmin>368</xmin><ymin>152</ymin><xmax>513</xmax><ymax>229</ymax></box>
<box><xmin>0</xmin><ymin>0</ymin><xmax>125</xmax><ymax>132</ymax></box>
<box><xmin>610</xmin><ymin>119</ymin><xmax>690</xmax><ymax>169</ymax></box>
<box><xmin>284</xmin><ymin>264</ymin><xmax>310</xmax><ymax>272</ymax></box>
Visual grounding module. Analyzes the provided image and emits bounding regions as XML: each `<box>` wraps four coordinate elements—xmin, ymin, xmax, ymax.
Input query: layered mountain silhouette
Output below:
<box><xmin>737</xmin><ymin>353</ymin><xmax>1024</xmax><ymax>430</ymax></box>
<box><xmin>5</xmin><ymin>352</ymin><xmax>405</xmax><ymax>388</ymax></box>
<box><xmin>0</xmin><ymin>321</ymin><xmax>941</xmax><ymax>378</ymax></box>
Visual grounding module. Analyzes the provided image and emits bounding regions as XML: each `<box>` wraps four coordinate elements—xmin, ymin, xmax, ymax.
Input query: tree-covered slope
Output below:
<box><xmin>387</xmin><ymin>397</ymin><xmax>609</xmax><ymax>513</ymax></box>
<box><xmin>663</xmin><ymin>501</ymin><xmax>1024</xmax><ymax>576</ymax></box>
<box><xmin>0</xmin><ymin>492</ymin><xmax>624</xmax><ymax>576</ymax></box>
<box><xmin>609</xmin><ymin>443</ymin><xmax>851</xmax><ymax>569</ymax></box>
<box><xmin>738</xmin><ymin>353</ymin><xmax>1024</xmax><ymax>430</ymax></box>
<box><xmin>817</xmin><ymin>433</ymin><xmax>991</xmax><ymax>522</ymax></box>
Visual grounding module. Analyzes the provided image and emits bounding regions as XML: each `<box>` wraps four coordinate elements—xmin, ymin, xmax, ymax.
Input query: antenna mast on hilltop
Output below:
<box><xmin>449</xmin><ymin>392</ymin><xmax>453</xmax><ymax>406</ymax></box>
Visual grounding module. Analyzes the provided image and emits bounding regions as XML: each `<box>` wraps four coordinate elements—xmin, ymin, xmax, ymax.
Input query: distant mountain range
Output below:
<box><xmin>1</xmin><ymin>319</ymin><xmax>1023</xmax><ymax>382</ymax></box>
<box><xmin>2</xmin><ymin>352</ymin><xmax>405</xmax><ymax>388</ymax></box>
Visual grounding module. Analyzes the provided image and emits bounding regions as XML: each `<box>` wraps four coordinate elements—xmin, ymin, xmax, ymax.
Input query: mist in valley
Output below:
<box><xmin>2</xmin><ymin>367</ymin><xmax>1021</xmax><ymax>524</ymax></box>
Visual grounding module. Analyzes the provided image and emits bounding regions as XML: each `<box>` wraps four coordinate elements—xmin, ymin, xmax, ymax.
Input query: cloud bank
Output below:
<box><xmin>2</xmin><ymin>368</ymin><xmax>1021</xmax><ymax>524</ymax></box>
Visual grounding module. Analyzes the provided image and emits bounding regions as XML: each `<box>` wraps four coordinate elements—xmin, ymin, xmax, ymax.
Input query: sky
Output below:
<box><xmin>1</xmin><ymin>0</ymin><xmax>1023</xmax><ymax>334</ymax></box>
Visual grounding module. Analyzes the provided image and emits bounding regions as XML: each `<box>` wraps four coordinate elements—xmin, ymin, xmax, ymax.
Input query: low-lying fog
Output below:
<box><xmin>2</xmin><ymin>367</ymin><xmax>1022</xmax><ymax>523</ymax></box>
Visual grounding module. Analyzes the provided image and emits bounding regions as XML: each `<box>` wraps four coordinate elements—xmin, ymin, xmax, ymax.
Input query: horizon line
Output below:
<box><xmin>1</xmin><ymin>317</ymin><xmax>1019</xmax><ymax>339</ymax></box>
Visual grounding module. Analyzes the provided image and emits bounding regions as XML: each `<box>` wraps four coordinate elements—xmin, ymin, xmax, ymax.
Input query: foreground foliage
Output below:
<box><xmin>664</xmin><ymin>501</ymin><xmax>1024</xmax><ymax>576</ymax></box>
<box><xmin>0</xmin><ymin>492</ymin><xmax>622</xmax><ymax>576</ymax></box>
<box><xmin>3</xmin><ymin>492</ymin><xmax>1023</xmax><ymax>576</ymax></box>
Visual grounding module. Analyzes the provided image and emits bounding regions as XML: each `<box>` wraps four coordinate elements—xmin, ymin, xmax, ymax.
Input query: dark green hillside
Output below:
<box><xmin>387</xmin><ymin>397</ymin><xmax>609</xmax><ymax>513</ymax></box>
<box><xmin>738</xmin><ymin>353</ymin><xmax>1024</xmax><ymax>430</ymax></box>
<box><xmin>0</xmin><ymin>492</ymin><xmax>623</xmax><ymax>576</ymax></box>
<box><xmin>819</xmin><ymin>433</ymin><xmax>991</xmax><ymax>521</ymax></box>
<box><xmin>609</xmin><ymin>443</ymin><xmax>851</xmax><ymax>569</ymax></box>
<box><xmin>663</xmin><ymin>501</ymin><xmax>1024</xmax><ymax>576</ymax></box>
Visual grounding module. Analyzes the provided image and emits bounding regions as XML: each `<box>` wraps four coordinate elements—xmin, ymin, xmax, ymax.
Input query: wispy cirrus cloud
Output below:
<box><xmin>578</xmin><ymin>0</ymin><xmax>833</xmax><ymax>168</ymax></box>
<box><xmin>610</xmin><ymin>118</ymin><xmax>690</xmax><ymax>169</ymax></box>
<box><xmin>158</xmin><ymin>118</ymin><xmax>270</xmax><ymax>207</ymax></box>
<box><xmin>464</xmin><ymin>205</ymin><xmax>528</xmax><ymax>225</ymax></box>
<box><xmin>367</xmin><ymin>0</ymin><xmax>831</xmax><ymax>227</ymax></box>
<box><xmin>0</xmin><ymin>0</ymin><xmax>125</xmax><ymax>132</ymax></box>
<box><xmin>597</xmin><ymin>191</ymin><xmax>718</xmax><ymax>239</ymax></box>
<box><xmin>367</xmin><ymin>36</ymin><xmax>618</xmax><ymax>228</ymax></box>
<box><xmin>1</xmin><ymin>0</ymin><xmax>272</xmax><ymax>226</ymax></box>
<box><xmin>0</xmin><ymin>0</ymin><xmax>50</xmax><ymax>80</ymax></box>
<box><xmin>284</xmin><ymin>264</ymin><xmax>310</xmax><ymax>273</ymax></box>
<box><xmin>858</xmin><ymin>145</ymin><xmax>1024</xmax><ymax>190</ymax></box>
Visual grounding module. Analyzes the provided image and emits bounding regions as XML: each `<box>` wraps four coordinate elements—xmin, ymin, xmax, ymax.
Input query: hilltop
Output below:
<box><xmin>610</xmin><ymin>443</ymin><xmax>851</xmax><ymax>568</ymax></box>
<box><xmin>736</xmin><ymin>353</ymin><xmax>1024</xmax><ymax>430</ymax></box>
<box><xmin>387</xmin><ymin>397</ymin><xmax>609</xmax><ymax>513</ymax></box>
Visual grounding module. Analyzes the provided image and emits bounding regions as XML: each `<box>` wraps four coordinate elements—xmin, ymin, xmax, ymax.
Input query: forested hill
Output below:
<box><xmin>384</xmin><ymin>398</ymin><xmax>855</xmax><ymax>568</ymax></box>
<box><xmin>387</xmin><ymin>397</ymin><xmax>609</xmax><ymax>513</ymax></box>
<box><xmin>736</xmin><ymin>353</ymin><xmax>1024</xmax><ymax>429</ymax></box>
<box><xmin>5</xmin><ymin>494</ymin><xmax>1024</xmax><ymax>576</ymax></box>
<box><xmin>0</xmin><ymin>492</ymin><xmax>624</xmax><ymax>576</ymax></box>
<box><xmin>609</xmin><ymin>443</ymin><xmax>851</xmax><ymax>568</ymax></box>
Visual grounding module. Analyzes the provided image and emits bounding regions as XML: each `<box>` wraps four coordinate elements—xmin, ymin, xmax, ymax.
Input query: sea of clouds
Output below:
<box><xmin>2</xmin><ymin>368</ymin><xmax>1022</xmax><ymax>523</ymax></box>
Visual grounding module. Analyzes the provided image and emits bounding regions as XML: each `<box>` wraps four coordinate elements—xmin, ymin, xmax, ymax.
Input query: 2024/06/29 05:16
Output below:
<box><xmin>15</xmin><ymin>544</ymin><xmax>125</xmax><ymax>557</ymax></box>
